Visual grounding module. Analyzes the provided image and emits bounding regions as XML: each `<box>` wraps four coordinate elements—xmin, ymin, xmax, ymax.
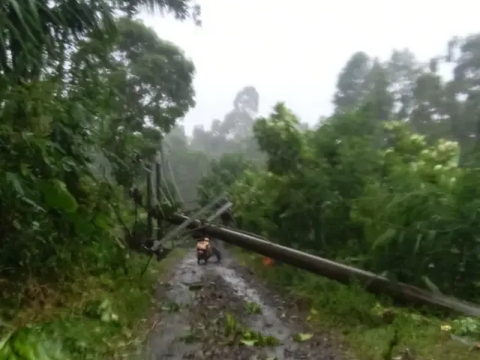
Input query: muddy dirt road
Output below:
<box><xmin>148</xmin><ymin>243</ymin><xmax>348</xmax><ymax>360</ymax></box>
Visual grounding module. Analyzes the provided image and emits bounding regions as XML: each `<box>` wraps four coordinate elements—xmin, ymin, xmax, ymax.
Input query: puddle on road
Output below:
<box><xmin>167</xmin><ymin>257</ymin><xmax>202</xmax><ymax>304</ymax></box>
<box><xmin>217</xmin><ymin>266</ymin><xmax>263</xmax><ymax>304</ymax></box>
<box><xmin>214</xmin><ymin>262</ymin><xmax>298</xmax><ymax>359</ymax></box>
<box><xmin>148</xmin><ymin>252</ymin><xmax>204</xmax><ymax>360</ymax></box>
<box><xmin>149</xmin><ymin>246</ymin><xmax>299</xmax><ymax>360</ymax></box>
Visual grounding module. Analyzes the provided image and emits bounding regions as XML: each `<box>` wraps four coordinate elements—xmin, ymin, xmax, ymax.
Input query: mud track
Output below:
<box><xmin>148</xmin><ymin>242</ymin><xmax>347</xmax><ymax>360</ymax></box>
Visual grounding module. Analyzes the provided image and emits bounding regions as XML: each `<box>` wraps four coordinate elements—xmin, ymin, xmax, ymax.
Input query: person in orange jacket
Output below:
<box><xmin>197</xmin><ymin>236</ymin><xmax>210</xmax><ymax>251</ymax></box>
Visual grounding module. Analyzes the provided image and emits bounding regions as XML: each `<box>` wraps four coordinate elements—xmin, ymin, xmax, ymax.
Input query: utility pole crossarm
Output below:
<box><xmin>206</xmin><ymin>201</ymin><xmax>232</xmax><ymax>222</ymax></box>
<box><xmin>151</xmin><ymin>193</ymin><xmax>227</xmax><ymax>251</ymax></box>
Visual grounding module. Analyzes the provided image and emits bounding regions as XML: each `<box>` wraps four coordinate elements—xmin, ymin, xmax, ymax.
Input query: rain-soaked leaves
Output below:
<box><xmin>244</xmin><ymin>301</ymin><xmax>262</xmax><ymax>315</ymax></box>
<box><xmin>161</xmin><ymin>301</ymin><xmax>181</xmax><ymax>313</ymax></box>
<box><xmin>40</xmin><ymin>179</ymin><xmax>78</xmax><ymax>213</ymax></box>
<box><xmin>293</xmin><ymin>333</ymin><xmax>313</xmax><ymax>342</ymax></box>
<box><xmin>0</xmin><ymin>327</ymin><xmax>65</xmax><ymax>360</ymax></box>
<box><xmin>224</xmin><ymin>313</ymin><xmax>279</xmax><ymax>347</ymax></box>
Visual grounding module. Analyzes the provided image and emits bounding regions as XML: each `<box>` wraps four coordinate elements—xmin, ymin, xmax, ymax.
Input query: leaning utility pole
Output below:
<box><xmin>155</xmin><ymin>149</ymin><xmax>162</xmax><ymax>240</ymax></box>
<box><xmin>146</xmin><ymin>163</ymin><xmax>153</xmax><ymax>240</ymax></box>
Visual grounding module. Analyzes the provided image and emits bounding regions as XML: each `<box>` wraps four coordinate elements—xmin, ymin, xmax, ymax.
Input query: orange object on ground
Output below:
<box><xmin>263</xmin><ymin>257</ymin><xmax>274</xmax><ymax>266</ymax></box>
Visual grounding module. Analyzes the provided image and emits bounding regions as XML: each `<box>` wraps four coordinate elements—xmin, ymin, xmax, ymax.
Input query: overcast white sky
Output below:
<box><xmin>141</xmin><ymin>0</ymin><xmax>479</xmax><ymax>135</ymax></box>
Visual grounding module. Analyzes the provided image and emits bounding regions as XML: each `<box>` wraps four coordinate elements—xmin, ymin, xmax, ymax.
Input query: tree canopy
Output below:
<box><xmin>4</xmin><ymin>4</ymin><xmax>480</xmax><ymax>357</ymax></box>
<box><xmin>194</xmin><ymin>34</ymin><xmax>480</xmax><ymax>304</ymax></box>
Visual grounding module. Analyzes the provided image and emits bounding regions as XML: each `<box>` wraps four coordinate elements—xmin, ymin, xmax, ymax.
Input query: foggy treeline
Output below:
<box><xmin>165</xmin><ymin>33</ymin><xmax>480</xmax><ymax>208</ymax></box>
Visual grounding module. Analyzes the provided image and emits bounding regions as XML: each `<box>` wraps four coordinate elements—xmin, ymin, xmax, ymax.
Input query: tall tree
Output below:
<box><xmin>447</xmin><ymin>34</ymin><xmax>480</xmax><ymax>155</ymax></box>
<box><xmin>73</xmin><ymin>17</ymin><xmax>196</xmax><ymax>187</ymax></box>
<box><xmin>191</xmin><ymin>85</ymin><xmax>261</xmax><ymax>157</ymax></box>
<box><xmin>386</xmin><ymin>49</ymin><xmax>423</xmax><ymax>120</ymax></box>
<box><xmin>364</xmin><ymin>60</ymin><xmax>394</xmax><ymax>120</ymax></box>
<box><xmin>0</xmin><ymin>0</ymin><xmax>199</xmax><ymax>279</ymax></box>
<box><xmin>410</xmin><ymin>71</ymin><xmax>447</xmax><ymax>137</ymax></box>
<box><xmin>253</xmin><ymin>103</ymin><xmax>304</xmax><ymax>175</ymax></box>
<box><xmin>333</xmin><ymin>52</ymin><xmax>372</xmax><ymax>114</ymax></box>
<box><xmin>222</xmin><ymin>86</ymin><xmax>260</xmax><ymax>139</ymax></box>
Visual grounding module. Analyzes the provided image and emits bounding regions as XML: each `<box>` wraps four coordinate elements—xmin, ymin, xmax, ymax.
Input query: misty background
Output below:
<box><xmin>138</xmin><ymin>0</ymin><xmax>480</xmax><ymax>209</ymax></box>
<box><xmin>5</xmin><ymin>0</ymin><xmax>480</xmax><ymax>357</ymax></box>
<box><xmin>141</xmin><ymin>0</ymin><xmax>480</xmax><ymax>134</ymax></box>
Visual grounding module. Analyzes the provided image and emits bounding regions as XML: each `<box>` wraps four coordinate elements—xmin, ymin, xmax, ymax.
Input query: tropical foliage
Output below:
<box><xmin>188</xmin><ymin>38</ymin><xmax>480</xmax><ymax>359</ymax></box>
<box><xmin>194</xmin><ymin>36</ymin><xmax>480</xmax><ymax>302</ymax></box>
<box><xmin>0</xmin><ymin>0</ymin><xmax>198</xmax><ymax>357</ymax></box>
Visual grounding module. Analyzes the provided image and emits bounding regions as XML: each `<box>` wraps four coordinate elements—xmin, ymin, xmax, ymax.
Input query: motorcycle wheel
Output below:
<box><xmin>212</xmin><ymin>247</ymin><xmax>221</xmax><ymax>262</ymax></box>
<box><xmin>197</xmin><ymin>251</ymin><xmax>204</xmax><ymax>265</ymax></box>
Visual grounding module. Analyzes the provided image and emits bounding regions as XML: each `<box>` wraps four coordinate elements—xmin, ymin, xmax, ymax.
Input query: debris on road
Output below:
<box><xmin>148</xmin><ymin>247</ymin><xmax>346</xmax><ymax>359</ymax></box>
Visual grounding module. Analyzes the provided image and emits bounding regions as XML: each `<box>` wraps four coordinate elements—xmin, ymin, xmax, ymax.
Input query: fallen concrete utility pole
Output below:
<box><xmin>167</xmin><ymin>213</ymin><xmax>480</xmax><ymax>317</ymax></box>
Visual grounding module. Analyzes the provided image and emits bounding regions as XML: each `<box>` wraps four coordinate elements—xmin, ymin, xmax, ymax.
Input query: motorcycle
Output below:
<box><xmin>196</xmin><ymin>238</ymin><xmax>221</xmax><ymax>264</ymax></box>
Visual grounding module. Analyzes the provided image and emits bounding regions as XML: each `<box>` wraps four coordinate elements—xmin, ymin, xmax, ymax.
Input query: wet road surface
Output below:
<box><xmin>148</xmin><ymin>243</ymin><xmax>345</xmax><ymax>360</ymax></box>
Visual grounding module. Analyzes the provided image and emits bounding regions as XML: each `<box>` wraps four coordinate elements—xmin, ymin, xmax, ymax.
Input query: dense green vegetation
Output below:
<box><xmin>173</xmin><ymin>36</ymin><xmax>480</xmax><ymax>359</ymax></box>
<box><xmin>0</xmin><ymin>1</ymin><xmax>198</xmax><ymax>358</ymax></box>
<box><xmin>182</xmin><ymin>38</ymin><xmax>480</xmax><ymax>302</ymax></box>
<box><xmin>3</xmin><ymin>0</ymin><xmax>480</xmax><ymax>358</ymax></box>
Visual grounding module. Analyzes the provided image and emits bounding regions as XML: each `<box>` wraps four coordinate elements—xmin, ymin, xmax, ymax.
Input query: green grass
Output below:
<box><xmin>0</xmin><ymin>249</ymin><xmax>185</xmax><ymax>360</ymax></box>
<box><xmin>235</xmin><ymin>250</ymin><xmax>480</xmax><ymax>360</ymax></box>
